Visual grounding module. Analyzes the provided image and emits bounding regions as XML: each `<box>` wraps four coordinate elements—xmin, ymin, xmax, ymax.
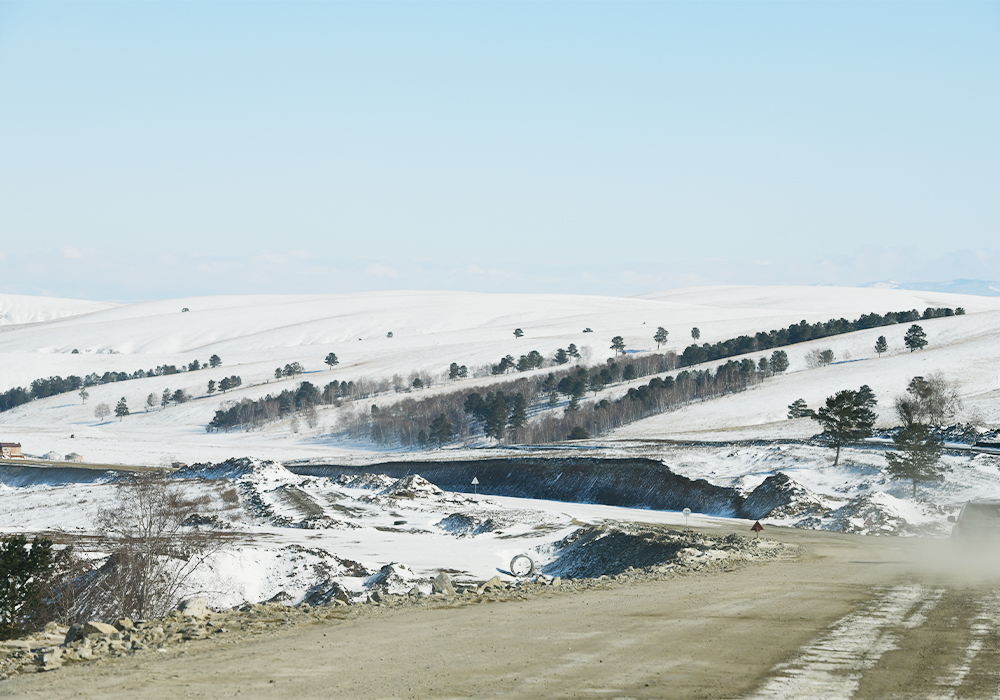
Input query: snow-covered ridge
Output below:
<box><xmin>0</xmin><ymin>294</ymin><xmax>119</xmax><ymax>327</ymax></box>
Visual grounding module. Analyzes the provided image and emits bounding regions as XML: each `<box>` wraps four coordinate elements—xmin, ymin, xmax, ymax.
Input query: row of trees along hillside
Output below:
<box><xmin>205</xmin><ymin>304</ymin><xmax>961</xmax><ymax>440</ymax></box>
<box><xmin>678</xmin><ymin>306</ymin><xmax>962</xmax><ymax>366</ymax></box>
<box><xmin>208</xmin><ymin>351</ymin><xmax>678</xmax><ymax>434</ymax></box>
<box><xmin>347</xmin><ymin>353</ymin><xmax>779</xmax><ymax>447</ymax></box>
<box><xmin>208</xmin><ymin>378</ymin><xmax>371</xmax><ymax>432</ymax></box>
<box><xmin>0</xmin><ymin>355</ymin><xmax>224</xmax><ymax>413</ymax></box>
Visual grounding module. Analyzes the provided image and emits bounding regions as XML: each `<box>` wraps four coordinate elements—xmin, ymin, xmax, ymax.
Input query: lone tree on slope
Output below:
<box><xmin>209</xmin><ymin>355</ymin><xmax>222</xmax><ymax>368</ymax></box>
<box><xmin>654</xmin><ymin>327</ymin><xmax>668</xmax><ymax>349</ymax></box>
<box><xmin>875</xmin><ymin>336</ymin><xmax>888</xmax><ymax>357</ymax></box>
<box><xmin>79</xmin><ymin>389</ymin><xmax>89</xmax><ymax>405</ymax></box>
<box><xmin>513</xmin><ymin>328</ymin><xmax>523</xmax><ymax>338</ymax></box>
<box><xmin>883</xmin><ymin>423</ymin><xmax>948</xmax><ymax>499</ymax></box>
<box><xmin>94</xmin><ymin>403</ymin><xmax>111</xmax><ymax>422</ymax></box>
<box><xmin>787</xmin><ymin>399</ymin><xmax>815</xmax><ymax>419</ymax></box>
<box><xmin>324</xmin><ymin>353</ymin><xmax>339</xmax><ymax>369</ymax></box>
<box><xmin>904</xmin><ymin>324</ymin><xmax>928</xmax><ymax>352</ymax></box>
<box><xmin>610</xmin><ymin>336</ymin><xmax>626</xmax><ymax>356</ymax></box>
<box><xmin>811</xmin><ymin>387</ymin><xmax>878</xmax><ymax>466</ymax></box>
<box><xmin>691</xmin><ymin>327</ymin><xmax>701</xmax><ymax>341</ymax></box>
<box><xmin>115</xmin><ymin>397</ymin><xmax>130</xmax><ymax>421</ymax></box>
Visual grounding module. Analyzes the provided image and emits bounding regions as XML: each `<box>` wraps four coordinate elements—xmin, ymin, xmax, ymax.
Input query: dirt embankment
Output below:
<box><xmin>288</xmin><ymin>457</ymin><xmax>750</xmax><ymax>515</ymax></box>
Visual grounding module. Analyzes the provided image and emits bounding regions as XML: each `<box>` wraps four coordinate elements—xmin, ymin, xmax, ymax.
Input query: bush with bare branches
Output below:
<box><xmin>89</xmin><ymin>474</ymin><xmax>223</xmax><ymax>620</ymax></box>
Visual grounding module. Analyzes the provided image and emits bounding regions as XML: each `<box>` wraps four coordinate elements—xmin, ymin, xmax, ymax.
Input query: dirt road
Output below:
<box><xmin>5</xmin><ymin>524</ymin><xmax>1000</xmax><ymax>700</ymax></box>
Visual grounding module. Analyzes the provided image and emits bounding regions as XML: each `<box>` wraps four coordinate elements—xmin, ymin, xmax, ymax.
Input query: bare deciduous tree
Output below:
<box><xmin>92</xmin><ymin>475</ymin><xmax>220</xmax><ymax>620</ymax></box>
<box><xmin>93</xmin><ymin>402</ymin><xmax>111</xmax><ymax>421</ymax></box>
<box><xmin>894</xmin><ymin>372</ymin><xmax>962</xmax><ymax>426</ymax></box>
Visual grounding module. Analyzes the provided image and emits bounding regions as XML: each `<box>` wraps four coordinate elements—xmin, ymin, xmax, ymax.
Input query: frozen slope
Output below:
<box><xmin>0</xmin><ymin>294</ymin><xmax>119</xmax><ymax>326</ymax></box>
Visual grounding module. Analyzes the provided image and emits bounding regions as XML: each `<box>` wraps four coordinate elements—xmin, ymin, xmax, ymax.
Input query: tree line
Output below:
<box><xmin>207</xmin><ymin>378</ymin><xmax>372</xmax><ymax>432</ymax></box>
<box><xmin>0</xmin><ymin>355</ymin><xmax>224</xmax><ymax>414</ymax></box>
<box><xmin>678</xmin><ymin>307</ymin><xmax>960</xmax><ymax>367</ymax></box>
<box><xmin>207</xmin><ymin>350</ymin><xmax>681</xmax><ymax>436</ymax></box>
<box><xmin>342</xmin><ymin>353</ymin><xmax>774</xmax><ymax>448</ymax></box>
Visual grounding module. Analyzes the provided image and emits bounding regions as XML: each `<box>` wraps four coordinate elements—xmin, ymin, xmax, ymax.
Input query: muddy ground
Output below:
<box><xmin>4</xmin><ymin>523</ymin><xmax>1000</xmax><ymax>700</ymax></box>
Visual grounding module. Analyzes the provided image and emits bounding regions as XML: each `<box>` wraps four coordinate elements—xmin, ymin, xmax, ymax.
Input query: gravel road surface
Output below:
<box><xmin>4</xmin><ymin>523</ymin><xmax>999</xmax><ymax>700</ymax></box>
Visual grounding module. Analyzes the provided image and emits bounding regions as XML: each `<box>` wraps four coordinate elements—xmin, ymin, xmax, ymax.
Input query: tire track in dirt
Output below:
<box><xmin>852</xmin><ymin>587</ymin><xmax>978</xmax><ymax>700</ymax></box>
<box><xmin>746</xmin><ymin>586</ymin><xmax>1000</xmax><ymax>700</ymax></box>
<box><xmin>744</xmin><ymin>584</ymin><xmax>929</xmax><ymax>700</ymax></box>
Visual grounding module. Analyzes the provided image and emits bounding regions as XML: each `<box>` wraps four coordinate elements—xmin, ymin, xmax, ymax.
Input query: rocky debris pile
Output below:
<box><xmin>183</xmin><ymin>513</ymin><xmax>231</xmax><ymax>528</ymax></box>
<box><xmin>739</xmin><ymin>473</ymin><xmax>835</xmax><ymax>521</ymax></box>
<box><xmin>435</xmin><ymin>513</ymin><xmax>501</xmax><ymax>536</ymax></box>
<box><xmin>818</xmin><ymin>493</ymin><xmax>951</xmax><ymax>536</ymax></box>
<box><xmin>0</xmin><ymin>596</ymin><xmax>310</xmax><ymax>681</ymax></box>
<box><xmin>297</xmin><ymin>513</ymin><xmax>360</xmax><ymax>530</ymax></box>
<box><xmin>379</xmin><ymin>474</ymin><xmax>443</xmax><ymax>499</ymax></box>
<box><xmin>335</xmin><ymin>473</ymin><xmax>398</xmax><ymax>490</ymax></box>
<box><xmin>541</xmin><ymin>524</ymin><xmax>794</xmax><ymax>579</ymax></box>
<box><xmin>365</xmin><ymin>562</ymin><xmax>421</xmax><ymax>596</ymax></box>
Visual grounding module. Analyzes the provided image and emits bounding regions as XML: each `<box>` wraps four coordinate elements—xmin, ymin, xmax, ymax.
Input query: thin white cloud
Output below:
<box><xmin>365</xmin><ymin>263</ymin><xmax>401</xmax><ymax>279</ymax></box>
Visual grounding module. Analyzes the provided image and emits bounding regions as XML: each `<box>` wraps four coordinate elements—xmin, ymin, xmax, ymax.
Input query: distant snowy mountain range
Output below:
<box><xmin>865</xmin><ymin>279</ymin><xmax>1000</xmax><ymax>297</ymax></box>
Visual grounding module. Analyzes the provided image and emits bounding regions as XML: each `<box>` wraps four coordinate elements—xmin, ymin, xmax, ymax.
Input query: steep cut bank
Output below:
<box><xmin>286</xmin><ymin>457</ymin><xmax>772</xmax><ymax>518</ymax></box>
<box><xmin>0</xmin><ymin>464</ymin><xmax>117</xmax><ymax>488</ymax></box>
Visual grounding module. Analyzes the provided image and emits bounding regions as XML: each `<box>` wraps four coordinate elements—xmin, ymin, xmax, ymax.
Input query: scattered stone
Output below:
<box><xmin>113</xmin><ymin>618</ymin><xmax>135</xmax><ymax>632</ymax></box>
<box><xmin>552</xmin><ymin>577</ymin><xmax>561</xmax><ymax>587</ymax></box>
<box><xmin>82</xmin><ymin>621</ymin><xmax>117</xmax><ymax>638</ymax></box>
<box><xmin>36</xmin><ymin>647</ymin><xmax>62</xmax><ymax>671</ymax></box>
<box><xmin>478</xmin><ymin>576</ymin><xmax>505</xmax><ymax>594</ymax></box>
<box><xmin>177</xmin><ymin>597</ymin><xmax>209</xmax><ymax>619</ymax></box>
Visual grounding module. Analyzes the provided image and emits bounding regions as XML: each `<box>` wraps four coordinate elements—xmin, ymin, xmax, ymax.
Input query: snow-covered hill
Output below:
<box><xmin>0</xmin><ymin>286</ymin><xmax>997</xmax><ymax>465</ymax></box>
<box><xmin>0</xmin><ymin>285</ymin><xmax>998</xmax><ymax>537</ymax></box>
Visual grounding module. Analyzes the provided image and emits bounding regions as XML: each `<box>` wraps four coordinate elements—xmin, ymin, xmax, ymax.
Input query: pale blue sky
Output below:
<box><xmin>1</xmin><ymin>2</ymin><xmax>997</xmax><ymax>301</ymax></box>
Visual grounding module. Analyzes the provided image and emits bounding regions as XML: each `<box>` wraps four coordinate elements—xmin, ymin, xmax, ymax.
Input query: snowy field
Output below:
<box><xmin>1</xmin><ymin>285</ymin><xmax>1000</xmax><ymax>605</ymax></box>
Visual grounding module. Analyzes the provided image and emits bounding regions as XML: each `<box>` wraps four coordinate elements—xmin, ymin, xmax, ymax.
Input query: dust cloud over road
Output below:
<box><xmin>6</xmin><ymin>525</ymin><xmax>1000</xmax><ymax>700</ymax></box>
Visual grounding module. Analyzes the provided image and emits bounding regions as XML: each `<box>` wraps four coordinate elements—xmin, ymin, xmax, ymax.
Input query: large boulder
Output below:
<box><xmin>431</xmin><ymin>572</ymin><xmax>455</xmax><ymax>595</ymax></box>
<box><xmin>177</xmin><ymin>597</ymin><xmax>209</xmax><ymax>619</ymax></box>
<box><xmin>64</xmin><ymin>623</ymin><xmax>85</xmax><ymax>645</ymax></box>
<box><xmin>82</xmin><ymin>621</ymin><xmax>116</xmax><ymax>638</ymax></box>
